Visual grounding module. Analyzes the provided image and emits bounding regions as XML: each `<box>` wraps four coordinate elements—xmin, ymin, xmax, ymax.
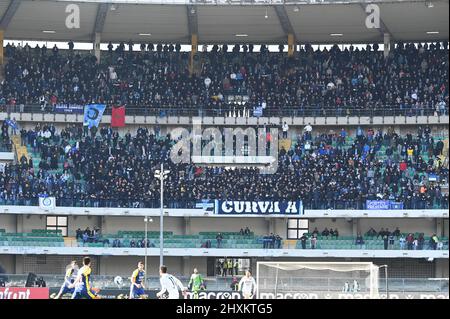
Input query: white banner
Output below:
<box><xmin>39</xmin><ymin>197</ymin><xmax>56</xmax><ymax>210</ymax></box>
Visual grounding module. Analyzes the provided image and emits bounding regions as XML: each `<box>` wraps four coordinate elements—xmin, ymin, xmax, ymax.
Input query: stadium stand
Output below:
<box><xmin>0</xmin><ymin>0</ymin><xmax>448</xmax><ymax>299</ymax></box>
<box><xmin>0</xmin><ymin>42</ymin><xmax>448</xmax><ymax>117</ymax></box>
<box><xmin>0</xmin><ymin>122</ymin><xmax>448</xmax><ymax>209</ymax></box>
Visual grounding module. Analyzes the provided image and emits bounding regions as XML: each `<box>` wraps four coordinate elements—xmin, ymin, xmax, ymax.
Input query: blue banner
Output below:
<box><xmin>366</xmin><ymin>200</ymin><xmax>404</xmax><ymax>210</ymax></box>
<box><xmin>366</xmin><ymin>200</ymin><xmax>390</xmax><ymax>210</ymax></box>
<box><xmin>195</xmin><ymin>199</ymin><xmax>215</xmax><ymax>211</ymax></box>
<box><xmin>54</xmin><ymin>104</ymin><xmax>84</xmax><ymax>114</ymax></box>
<box><xmin>215</xmin><ymin>200</ymin><xmax>303</xmax><ymax>215</ymax></box>
<box><xmin>5</xmin><ymin>119</ymin><xmax>19</xmax><ymax>130</ymax></box>
<box><xmin>253</xmin><ymin>107</ymin><xmax>263</xmax><ymax>117</ymax></box>
<box><xmin>389</xmin><ymin>202</ymin><xmax>404</xmax><ymax>209</ymax></box>
<box><xmin>83</xmin><ymin>104</ymin><xmax>106</xmax><ymax>128</ymax></box>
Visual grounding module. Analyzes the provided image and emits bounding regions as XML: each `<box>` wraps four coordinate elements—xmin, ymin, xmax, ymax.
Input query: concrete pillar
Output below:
<box><xmin>288</xmin><ymin>33</ymin><xmax>295</xmax><ymax>57</ymax></box>
<box><xmin>353</xmin><ymin>219</ymin><xmax>359</xmax><ymax>237</ymax></box>
<box><xmin>383</xmin><ymin>33</ymin><xmax>392</xmax><ymax>59</ymax></box>
<box><xmin>94</xmin><ymin>32</ymin><xmax>101</xmax><ymax>63</ymax></box>
<box><xmin>16</xmin><ymin>215</ymin><xmax>24</xmax><ymax>233</ymax></box>
<box><xmin>0</xmin><ymin>29</ymin><xmax>4</xmax><ymax>65</ymax></box>
<box><xmin>436</xmin><ymin>218</ymin><xmax>443</xmax><ymax>237</ymax></box>
<box><xmin>181</xmin><ymin>256</ymin><xmax>191</xmax><ymax>276</ymax></box>
<box><xmin>100</xmin><ymin>216</ymin><xmax>106</xmax><ymax>233</ymax></box>
<box><xmin>265</xmin><ymin>217</ymin><xmax>274</xmax><ymax>234</ymax></box>
<box><xmin>184</xmin><ymin>217</ymin><xmax>191</xmax><ymax>235</ymax></box>
<box><xmin>15</xmin><ymin>255</ymin><xmax>24</xmax><ymax>274</ymax></box>
<box><xmin>189</xmin><ymin>34</ymin><xmax>198</xmax><ymax>75</ymax></box>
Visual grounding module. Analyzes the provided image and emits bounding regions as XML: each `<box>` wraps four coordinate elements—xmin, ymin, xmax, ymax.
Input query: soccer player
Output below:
<box><xmin>156</xmin><ymin>265</ymin><xmax>187</xmax><ymax>299</ymax></box>
<box><xmin>130</xmin><ymin>261</ymin><xmax>146</xmax><ymax>299</ymax></box>
<box><xmin>70</xmin><ymin>257</ymin><xmax>99</xmax><ymax>299</ymax></box>
<box><xmin>54</xmin><ymin>260</ymin><xmax>78</xmax><ymax>299</ymax></box>
<box><xmin>188</xmin><ymin>268</ymin><xmax>204</xmax><ymax>299</ymax></box>
<box><xmin>238</xmin><ymin>269</ymin><xmax>256</xmax><ymax>299</ymax></box>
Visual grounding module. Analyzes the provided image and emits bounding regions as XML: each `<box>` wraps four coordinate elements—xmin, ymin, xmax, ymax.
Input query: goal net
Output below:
<box><xmin>256</xmin><ymin>262</ymin><xmax>380</xmax><ymax>299</ymax></box>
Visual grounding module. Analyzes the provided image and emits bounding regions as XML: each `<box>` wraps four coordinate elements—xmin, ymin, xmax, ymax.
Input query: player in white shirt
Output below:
<box><xmin>238</xmin><ymin>269</ymin><xmax>257</xmax><ymax>299</ymax></box>
<box><xmin>156</xmin><ymin>265</ymin><xmax>187</xmax><ymax>299</ymax></box>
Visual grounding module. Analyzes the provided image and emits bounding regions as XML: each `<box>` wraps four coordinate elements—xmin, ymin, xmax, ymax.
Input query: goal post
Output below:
<box><xmin>256</xmin><ymin>262</ymin><xmax>380</xmax><ymax>299</ymax></box>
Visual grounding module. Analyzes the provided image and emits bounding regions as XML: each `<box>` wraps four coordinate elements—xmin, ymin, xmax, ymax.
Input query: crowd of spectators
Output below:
<box><xmin>0</xmin><ymin>122</ymin><xmax>448</xmax><ymax>209</ymax></box>
<box><xmin>296</xmin><ymin>226</ymin><xmax>446</xmax><ymax>250</ymax></box>
<box><xmin>216</xmin><ymin>258</ymin><xmax>239</xmax><ymax>277</ymax></box>
<box><xmin>1</xmin><ymin>41</ymin><xmax>448</xmax><ymax>117</ymax></box>
<box><xmin>75</xmin><ymin>226</ymin><xmax>101</xmax><ymax>244</ymax></box>
<box><xmin>1</xmin><ymin>120</ymin><xmax>12</xmax><ymax>152</ymax></box>
<box><xmin>262</xmin><ymin>233</ymin><xmax>283</xmax><ymax>249</ymax></box>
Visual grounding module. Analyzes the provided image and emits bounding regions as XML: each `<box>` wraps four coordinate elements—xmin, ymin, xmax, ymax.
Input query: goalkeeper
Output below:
<box><xmin>188</xmin><ymin>268</ymin><xmax>204</xmax><ymax>299</ymax></box>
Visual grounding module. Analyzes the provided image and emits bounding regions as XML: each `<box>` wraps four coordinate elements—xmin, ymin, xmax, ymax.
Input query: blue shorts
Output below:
<box><xmin>72</xmin><ymin>289</ymin><xmax>97</xmax><ymax>299</ymax></box>
<box><xmin>131</xmin><ymin>287</ymin><xmax>145</xmax><ymax>298</ymax></box>
<box><xmin>60</xmin><ymin>285</ymin><xmax>75</xmax><ymax>295</ymax></box>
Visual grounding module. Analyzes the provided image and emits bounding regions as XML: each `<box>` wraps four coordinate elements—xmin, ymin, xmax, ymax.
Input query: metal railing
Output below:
<box><xmin>0</xmin><ymin>198</ymin><xmax>448</xmax><ymax>209</ymax></box>
<box><xmin>2</xmin><ymin>104</ymin><xmax>449</xmax><ymax>119</ymax></box>
<box><xmin>0</xmin><ymin>274</ymin><xmax>448</xmax><ymax>293</ymax></box>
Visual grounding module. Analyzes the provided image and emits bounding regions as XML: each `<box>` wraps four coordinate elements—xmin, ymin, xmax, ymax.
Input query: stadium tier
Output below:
<box><xmin>0</xmin><ymin>124</ymin><xmax>448</xmax><ymax>209</ymax></box>
<box><xmin>0</xmin><ymin>229</ymin><xmax>448</xmax><ymax>251</ymax></box>
<box><xmin>1</xmin><ymin>42</ymin><xmax>448</xmax><ymax>117</ymax></box>
<box><xmin>0</xmin><ymin>0</ymin><xmax>449</xmax><ymax>301</ymax></box>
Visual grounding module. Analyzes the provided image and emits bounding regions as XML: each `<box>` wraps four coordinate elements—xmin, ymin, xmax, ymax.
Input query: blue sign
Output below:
<box><xmin>366</xmin><ymin>200</ymin><xmax>390</xmax><ymax>210</ymax></box>
<box><xmin>83</xmin><ymin>104</ymin><xmax>106</xmax><ymax>128</ymax></box>
<box><xmin>389</xmin><ymin>202</ymin><xmax>404</xmax><ymax>209</ymax></box>
<box><xmin>366</xmin><ymin>200</ymin><xmax>404</xmax><ymax>210</ymax></box>
<box><xmin>54</xmin><ymin>104</ymin><xmax>84</xmax><ymax>114</ymax></box>
<box><xmin>215</xmin><ymin>200</ymin><xmax>303</xmax><ymax>215</ymax></box>
<box><xmin>195</xmin><ymin>199</ymin><xmax>215</xmax><ymax>211</ymax></box>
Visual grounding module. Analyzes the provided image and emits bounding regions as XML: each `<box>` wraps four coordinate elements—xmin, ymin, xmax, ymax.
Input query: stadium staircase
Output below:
<box><xmin>64</xmin><ymin>237</ymin><xmax>77</xmax><ymax>247</ymax></box>
<box><xmin>0</xmin><ymin>57</ymin><xmax>6</xmax><ymax>82</ymax></box>
<box><xmin>11</xmin><ymin>135</ymin><xmax>30</xmax><ymax>162</ymax></box>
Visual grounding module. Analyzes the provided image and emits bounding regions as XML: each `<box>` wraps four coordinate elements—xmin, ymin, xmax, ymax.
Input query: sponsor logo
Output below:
<box><xmin>184</xmin><ymin>291</ymin><xmax>242</xmax><ymax>299</ymax></box>
<box><xmin>0</xmin><ymin>287</ymin><xmax>49</xmax><ymax>299</ymax></box>
<box><xmin>259</xmin><ymin>292</ymin><xmax>449</xmax><ymax>299</ymax></box>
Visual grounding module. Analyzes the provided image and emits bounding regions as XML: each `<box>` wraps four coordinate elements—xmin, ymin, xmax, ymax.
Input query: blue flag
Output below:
<box><xmin>5</xmin><ymin>119</ymin><xmax>19</xmax><ymax>130</ymax></box>
<box><xmin>253</xmin><ymin>106</ymin><xmax>263</xmax><ymax>117</ymax></box>
<box><xmin>83</xmin><ymin>104</ymin><xmax>106</xmax><ymax>128</ymax></box>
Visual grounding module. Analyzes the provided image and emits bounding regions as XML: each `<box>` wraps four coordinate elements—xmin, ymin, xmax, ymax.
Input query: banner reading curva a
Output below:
<box><xmin>215</xmin><ymin>200</ymin><xmax>303</xmax><ymax>215</ymax></box>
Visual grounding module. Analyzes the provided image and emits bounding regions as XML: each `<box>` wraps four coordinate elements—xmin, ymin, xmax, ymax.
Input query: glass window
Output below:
<box><xmin>46</xmin><ymin>216</ymin><xmax>57</xmax><ymax>226</ymax></box>
<box><xmin>57</xmin><ymin>217</ymin><xmax>67</xmax><ymax>226</ymax></box>
<box><xmin>287</xmin><ymin>229</ymin><xmax>298</xmax><ymax>239</ymax></box>
<box><xmin>46</xmin><ymin>216</ymin><xmax>68</xmax><ymax>237</ymax></box>
<box><xmin>287</xmin><ymin>219</ymin><xmax>309</xmax><ymax>239</ymax></box>
<box><xmin>288</xmin><ymin>219</ymin><xmax>298</xmax><ymax>228</ymax></box>
<box><xmin>298</xmin><ymin>220</ymin><xmax>309</xmax><ymax>229</ymax></box>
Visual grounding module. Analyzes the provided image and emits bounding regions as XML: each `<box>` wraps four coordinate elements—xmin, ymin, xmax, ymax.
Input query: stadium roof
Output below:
<box><xmin>0</xmin><ymin>0</ymin><xmax>448</xmax><ymax>44</ymax></box>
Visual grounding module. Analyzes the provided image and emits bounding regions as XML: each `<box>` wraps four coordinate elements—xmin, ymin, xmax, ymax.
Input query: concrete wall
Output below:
<box><xmin>0</xmin><ymin>214</ymin><xmax>16</xmax><ymax>232</ymax></box>
<box><xmin>309</xmin><ymin>218</ymin><xmax>353</xmax><ymax>235</ymax></box>
<box><xmin>190</xmin><ymin>217</ymin><xmax>269</xmax><ymax>235</ymax></box>
<box><xmin>444</xmin><ymin>219</ymin><xmax>449</xmax><ymax>237</ymax></box>
<box><xmin>4</xmin><ymin>215</ymin><xmax>445</xmax><ymax>238</ymax></box>
<box><xmin>98</xmin><ymin>256</ymin><xmax>184</xmax><ymax>277</ymax></box>
<box><xmin>103</xmin><ymin>216</ymin><xmax>184</xmax><ymax>235</ymax></box>
<box><xmin>436</xmin><ymin>259</ymin><xmax>449</xmax><ymax>278</ymax></box>
<box><xmin>0</xmin><ymin>255</ymin><xmax>14</xmax><ymax>273</ymax></box>
<box><xmin>358</xmin><ymin>218</ymin><xmax>436</xmax><ymax>235</ymax></box>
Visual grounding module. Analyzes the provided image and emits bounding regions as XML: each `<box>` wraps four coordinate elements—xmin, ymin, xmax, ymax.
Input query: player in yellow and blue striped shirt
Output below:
<box><xmin>70</xmin><ymin>257</ymin><xmax>100</xmax><ymax>299</ymax></box>
<box><xmin>129</xmin><ymin>261</ymin><xmax>146</xmax><ymax>299</ymax></box>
